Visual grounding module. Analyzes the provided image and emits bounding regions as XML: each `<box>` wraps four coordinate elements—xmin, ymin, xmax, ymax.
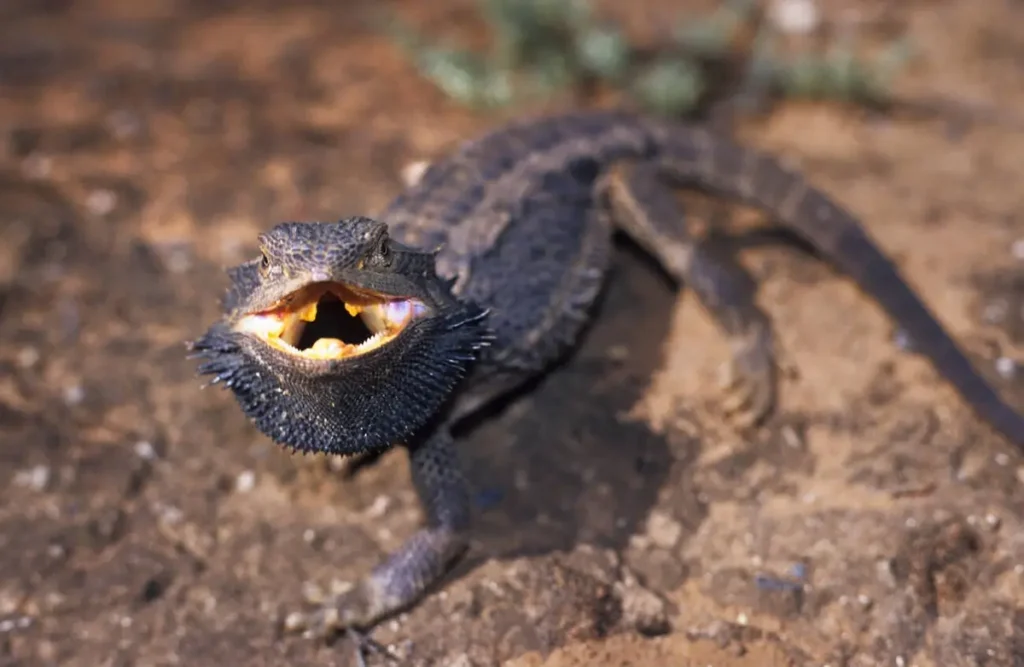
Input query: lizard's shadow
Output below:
<box><xmin>452</xmin><ymin>236</ymin><xmax>706</xmax><ymax>566</ymax></box>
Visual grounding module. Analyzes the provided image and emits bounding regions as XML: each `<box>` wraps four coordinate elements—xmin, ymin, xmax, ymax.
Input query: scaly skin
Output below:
<box><xmin>190</xmin><ymin>109</ymin><xmax>1024</xmax><ymax>640</ymax></box>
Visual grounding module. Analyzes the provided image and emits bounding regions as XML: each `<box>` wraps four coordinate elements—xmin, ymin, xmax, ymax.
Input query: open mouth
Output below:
<box><xmin>234</xmin><ymin>283</ymin><xmax>427</xmax><ymax>360</ymax></box>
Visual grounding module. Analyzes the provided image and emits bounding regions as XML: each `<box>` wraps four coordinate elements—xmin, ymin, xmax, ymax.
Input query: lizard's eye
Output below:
<box><xmin>377</xmin><ymin>237</ymin><xmax>391</xmax><ymax>262</ymax></box>
<box><xmin>260</xmin><ymin>251</ymin><xmax>271</xmax><ymax>271</ymax></box>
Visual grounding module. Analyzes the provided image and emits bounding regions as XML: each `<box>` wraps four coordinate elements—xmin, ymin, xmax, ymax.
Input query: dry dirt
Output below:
<box><xmin>1</xmin><ymin>1</ymin><xmax>1024</xmax><ymax>666</ymax></box>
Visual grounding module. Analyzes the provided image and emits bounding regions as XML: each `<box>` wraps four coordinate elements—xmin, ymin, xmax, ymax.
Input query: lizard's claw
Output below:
<box><xmin>283</xmin><ymin>580</ymin><xmax>380</xmax><ymax>639</ymax></box>
<box><xmin>284</xmin><ymin>581</ymin><xmax>401</xmax><ymax>664</ymax></box>
<box><xmin>345</xmin><ymin>628</ymin><xmax>400</xmax><ymax>667</ymax></box>
<box><xmin>718</xmin><ymin>318</ymin><xmax>777</xmax><ymax>428</ymax></box>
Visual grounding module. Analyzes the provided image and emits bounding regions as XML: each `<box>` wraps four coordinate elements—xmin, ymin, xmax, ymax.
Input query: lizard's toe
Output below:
<box><xmin>284</xmin><ymin>581</ymin><xmax>380</xmax><ymax>639</ymax></box>
<box><xmin>345</xmin><ymin>628</ymin><xmax>401</xmax><ymax>667</ymax></box>
<box><xmin>719</xmin><ymin>321</ymin><xmax>777</xmax><ymax>427</ymax></box>
<box><xmin>284</xmin><ymin>584</ymin><xmax>403</xmax><ymax>666</ymax></box>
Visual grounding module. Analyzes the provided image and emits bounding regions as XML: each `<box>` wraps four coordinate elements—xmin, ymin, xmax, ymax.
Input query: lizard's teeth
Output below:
<box><xmin>356</xmin><ymin>331</ymin><xmax>387</xmax><ymax>352</ymax></box>
<box><xmin>281</xmin><ymin>313</ymin><xmax>306</xmax><ymax>347</ymax></box>
<box><xmin>296</xmin><ymin>300</ymin><xmax>319</xmax><ymax>322</ymax></box>
<box><xmin>236</xmin><ymin>313</ymin><xmax>286</xmax><ymax>338</ymax></box>
<box><xmin>360</xmin><ymin>304</ymin><xmax>390</xmax><ymax>334</ymax></box>
<box><xmin>360</xmin><ymin>299</ymin><xmax>420</xmax><ymax>333</ymax></box>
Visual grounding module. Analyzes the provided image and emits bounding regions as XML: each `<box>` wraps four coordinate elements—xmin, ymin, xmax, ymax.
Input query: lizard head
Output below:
<box><xmin>189</xmin><ymin>217</ymin><xmax>492</xmax><ymax>456</ymax></box>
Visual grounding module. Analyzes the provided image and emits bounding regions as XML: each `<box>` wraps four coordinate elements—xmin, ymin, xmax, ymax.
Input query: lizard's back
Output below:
<box><xmin>381</xmin><ymin>112</ymin><xmax>640</xmax><ymax>376</ymax></box>
<box><xmin>378</xmin><ymin>110</ymin><xmax>1024</xmax><ymax>446</ymax></box>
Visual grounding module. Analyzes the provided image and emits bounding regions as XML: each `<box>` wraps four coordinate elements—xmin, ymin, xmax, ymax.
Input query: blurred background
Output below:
<box><xmin>1</xmin><ymin>1</ymin><xmax>1023</xmax><ymax>666</ymax></box>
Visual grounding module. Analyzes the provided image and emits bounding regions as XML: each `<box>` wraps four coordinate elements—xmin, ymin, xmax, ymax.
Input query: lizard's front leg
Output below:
<box><xmin>285</xmin><ymin>427</ymin><xmax>471</xmax><ymax>637</ymax></box>
<box><xmin>601</xmin><ymin>162</ymin><xmax>778</xmax><ymax>427</ymax></box>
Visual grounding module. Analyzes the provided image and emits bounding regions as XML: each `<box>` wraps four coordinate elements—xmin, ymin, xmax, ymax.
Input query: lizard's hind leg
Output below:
<box><xmin>600</xmin><ymin>162</ymin><xmax>778</xmax><ymax>428</ymax></box>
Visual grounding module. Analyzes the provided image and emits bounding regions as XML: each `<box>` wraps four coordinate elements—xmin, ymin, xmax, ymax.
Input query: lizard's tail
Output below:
<box><xmin>825</xmin><ymin>224</ymin><xmax>1024</xmax><ymax>449</ymax></box>
<box><xmin>659</xmin><ymin>129</ymin><xmax>1024</xmax><ymax>449</ymax></box>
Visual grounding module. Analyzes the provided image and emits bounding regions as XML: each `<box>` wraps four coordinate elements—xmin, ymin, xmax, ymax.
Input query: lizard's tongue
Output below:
<box><xmin>307</xmin><ymin>337</ymin><xmax>347</xmax><ymax>357</ymax></box>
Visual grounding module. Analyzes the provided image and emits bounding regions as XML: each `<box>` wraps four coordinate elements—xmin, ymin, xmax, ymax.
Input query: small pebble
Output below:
<box><xmin>401</xmin><ymin>160</ymin><xmax>430</xmax><ymax>187</ymax></box>
<box><xmin>134</xmin><ymin>441</ymin><xmax>157</xmax><ymax>461</ymax></box>
<box><xmin>235</xmin><ymin>470</ymin><xmax>256</xmax><ymax>493</ymax></box>
<box><xmin>16</xmin><ymin>347</ymin><xmax>39</xmax><ymax>368</ymax></box>
<box><xmin>0</xmin><ymin>617</ymin><xmax>29</xmax><ymax>633</ymax></box>
<box><xmin>13</xmin><ymin>465</ymin><xmax>50</xmax><ymax>491</ymax></box>
<box><xmin>62</xmin><ymin>384</ymin><xmax>84</xmax><ymax>406</ymax></box>
<box><xmin>158</xmin><ymin>504</ymin><xmax>184</xmax><ymax>524</ymax></box>
<box><xmin>328</xmin><ymin>579</ymin><xmax>354</xmax><ymax>596</ymax></box>
<box><xmin>283</xmin><ymin>611</ymin><xmax>307</xmax><ymax>631</ymax></box>
<box><xmin>86</xmin><ymin>189</ymin><xmax>117</xmax><ymax>216</ymax></box>
<box><xmin>645</xmin><ymin>510</ymin><xmax>683</xmax><ymax>549</ymax></box>
<box><xmin>365</xmin><ymin>494</ymin><xmax>391</xmax><ymax>518</ymax></box>
<box><xmin>892</xmin><ymin>327</ymin><xmax>915</xmax><ymax>352</ymax></box>
<box><xmin>982</xmin><ymin>300</ymin><xmax>1008</xmax><ymax>325</ymax></box>
<box><xmin>995</xmin><ymin>356</ymin><xmax>1016</xmax><ymax>380</ymax></box>
<box><xmin>1012</xmin><ymin>238</ymin><xmax>1024</xmax><ymax>261</ymax></box>
<box><xmin>769</xmin><ymin>0</ymin><xmax>820</xmax><ymax>35</ymax></box>
<box><xmin>781</xmin><ymin>425</ymin><xmax>803</xmax><ymax>449</ymax></box>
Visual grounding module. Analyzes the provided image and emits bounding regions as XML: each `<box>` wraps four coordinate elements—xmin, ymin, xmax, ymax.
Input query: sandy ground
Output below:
<box><xmin>1</xmin><ymin>1</ymin><xmax>1023</xmax><ymax>665</ymax></box>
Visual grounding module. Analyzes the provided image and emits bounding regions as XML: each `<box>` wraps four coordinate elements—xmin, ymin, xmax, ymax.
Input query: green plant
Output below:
<box><xmin>380</xmin><ymin>0</ymin><xmax>912</xmax><ymax>117</ymax></box>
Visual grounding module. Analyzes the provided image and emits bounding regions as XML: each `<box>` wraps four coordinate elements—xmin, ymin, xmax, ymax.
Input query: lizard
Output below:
<box><xmin>189</xmin><ymin>109</ymin><xmax>1024</xmax><ymax>641</ymax></box>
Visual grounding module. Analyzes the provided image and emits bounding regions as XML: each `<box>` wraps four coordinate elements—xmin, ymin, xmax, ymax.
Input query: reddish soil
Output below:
<box><xmin>1</xmin><ymin>1</ymin><xmax>1023</xmax><ymax>666</ymax></box>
